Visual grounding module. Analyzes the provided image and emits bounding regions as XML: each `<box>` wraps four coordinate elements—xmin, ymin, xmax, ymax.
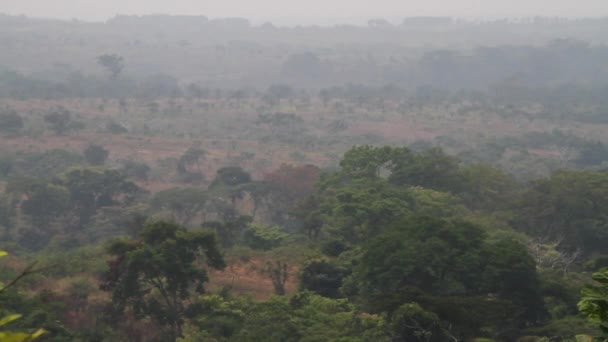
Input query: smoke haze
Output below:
<box><xmin>2</xmin><ymin>0</ymin><xmax>608</xmax><ymax>24</ymax></box>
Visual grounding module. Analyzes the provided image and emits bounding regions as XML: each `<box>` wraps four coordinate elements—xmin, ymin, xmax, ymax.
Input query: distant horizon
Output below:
<box><xmin>2</xmin><ymin>12</ymin><xmax>608</xmax><ymax>27</ymax></box>
<box><xmin>2</xmin><ymin>0</ymin><xmax>607</xmax><ymax>26</ymax></box>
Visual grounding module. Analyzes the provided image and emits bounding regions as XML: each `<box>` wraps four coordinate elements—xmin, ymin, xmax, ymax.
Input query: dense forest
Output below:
<box><xmin>2</xmin><ymin>13</ymin><xmax>608</xmax><ymax>341</ymax></box>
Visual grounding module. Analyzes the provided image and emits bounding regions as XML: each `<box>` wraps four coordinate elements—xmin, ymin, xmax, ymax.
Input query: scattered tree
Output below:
<box><xmin>83</xmin><ymin>144</ymin><xmax>109</xmax><ymax>166</ymax></box>
<box><xmin>101</xmin><ymin>221</ymin><xmax>225</xmax><ymax>341</ymax></box>
<box><xmin>151</xmin><ymin>188</ymin><xmax>207</xmax><ymax>226</ymax></box>
<box><xmin>97</xmin><ymin>54</ymin><xmax>124</xmax><ymax>79</ymax></box>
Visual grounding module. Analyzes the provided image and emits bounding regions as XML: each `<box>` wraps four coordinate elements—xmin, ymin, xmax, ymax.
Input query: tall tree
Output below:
<box><xmin>101</xmin><ymin>221</ymin><xmax>225</xmax><ymax>341</ymax></box>
<box><xmin>151</xmin><ymin>188</ymin><xmax>208</xmax><ymax>226</ymax></box>
<box><xmin>62</xmin><ymin>168</ymin><xmax>141</xmax><ymax>228</ymax></box>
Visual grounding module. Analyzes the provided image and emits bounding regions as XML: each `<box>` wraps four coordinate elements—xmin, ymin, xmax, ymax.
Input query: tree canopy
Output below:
<box><xmin>101</xmin><ymin>221</ymin><xmax>225</xmax><ymax>341</ymax></box>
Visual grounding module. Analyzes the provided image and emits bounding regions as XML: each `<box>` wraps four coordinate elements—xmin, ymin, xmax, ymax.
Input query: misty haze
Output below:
<box><xmin>0</xmin><ymin>1</ymin><xmax>608</xmax><ymax>341</ymax></box>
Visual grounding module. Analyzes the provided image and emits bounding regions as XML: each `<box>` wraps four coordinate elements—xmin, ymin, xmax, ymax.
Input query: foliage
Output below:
<box><xmin>389</xmin><ymin>147</ymin><xmax>462</xmax><ymax>192</ymax></box>
<box><xmin>202</xmin><ymin>215</ymin><xmax>252</xmax><ymax>248</ymax></box>
<box><xmin>43</xmin><ymin>107</ymin><xmax>82</xmax><ymax>135</ymax></box>
<box><xmin>264</xmin><ymin>260</ymin><xmax>289</xmax><ymax>296</ymax></box>
<box><xmin>0</xmin><ymin>129</ymin><xmax>602</xmax><ymax>341</ymax></box>
<box><xmin>179</xmin><ymin>294</ymin><xmax>247</xmax><ymax>341</ymax></box>
<box><xmin>177</xmin><ymin>148</ymin><xmax>206</xmax><ymax>180</ymax></box>
<box><xmin>61</xmin><ymin>167</ymin><xmax>142</xmax><ymax>228</ymax></box>
<box><xmin>517</xmin><ymin>170</ymin><xmax>608</xmax><ymax>254</ymax></box>
<box><xmin>457</xmin><ymin>163</ymin><xmax>518</xmax><ymax>211</ymax></box>
<box><xmin>0</xmin><ymin>251</ymin><xmax>46</xmax><ymax>342</ymax></box>
<box><xmin>120</xmin><ymin>159</ymin><xmax>151</xmax><ymax>182</ymax></box>
<box><xmin>83</xmin><ymin>144</ymin><xmax>109</xmax><ymax>166</ymax></box>
<box><xmin>299</xmin><ymin>258</ymin><xmax>350</xmax><ymax>298</ymax></box>
<box><xmin>151</xmin><ymin>187</ymin><xmax>207</xmax><ymax>226</ymax></box>
<box><xmin>101</xmin><ymin>221</ymin><xmax>225</xmax><ymax>341</ymax></box>
<box><xmin>8</xmin><ymin>179</ymin><xmax>70</xmax><ymax>229</ymax></box>
<box><xmin>4</xmin><ymin>149</ymin><xmax>83</xmax><ymax>179</ymax></box>
<box><xmin>242</xmin><ymin>224</ymin><xmax>288</xmax><ymax>250</ymax></box>
<box><xmin>578</xmin><ymin>269</ymin><xmax>608</xmax><ymax>340</ymax></box>
<box><xmin>211</xmin><ymin>167</ymin><xmax>252</xmax><ymax>187</ymax></box>
<box><xmin>351</xmin><ymin>216</ymin><xmax>545</xmax><ymax>339</ymax></box>
<box><xmin>354</xmin><ymin>216</ymin><xmax>487</xmax><ymax>297</ymax></box>
<box><xmin>233</xmin><ymin>292</ymin><xmax>385</xmax><ymax>342</ymax></box>
<box><xmin>387</xmin><ymin>302</ymin><xmax>451</xmax><ymax>342</ymax></box>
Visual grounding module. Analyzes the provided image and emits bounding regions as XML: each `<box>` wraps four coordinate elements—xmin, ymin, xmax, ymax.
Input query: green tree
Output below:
<box><xmin>233</xmin><ymin>297</ymin><xmax>300</xmax><ymax>342</ymax></box>
<box><xmin>517</xmin><ymin>170</ymin><xmax>608</xmax><ymax>254</ymax></box>
<box><xmin>120</xmin><ymin>159</ymin><xmax>151</xmax><ymax>182</ymax></box>
<box><xmin>233</xmin><ymin>292</ymin><xmax>387</xmax><ymax>342</ymax></box>
<box><xmin>43</xmin><ymin>107</ymin><xmax>83</xmax><ymax>135</ymax></box>
<box><xmin>101</xmin><ymin>221</ymin><xmax>225</xmax><ymax>341</ymax></box>
<box><xmin>178</xmin><ymin>148</ymin><xmax>205</xmax><ymax>173</ymax></box>
<box><xmin>388</xmin><ymin>303</ymin><xmax>451</xmax><ymax>342</ymax></box>
<box><xmin>62</xmin><ymin>168</ymin><xmax>141</xmax><ymax>228</ymax></box>
<box><xmin>6</xmin><ymin>178</ymin><xmax>70</xmax><ymax>249</ymax></box>
<box><xmin>457</xmin><ymin>163</ymin><xmax>518</xmax><ymax>211</ymax></box>
<box><xmin>389</xmin><ymin>147</ymin><xmax>461</xmax><ymax>192</ymax></box>
<box><xmin>151</xmin><ymin>187</ymin><xmax>207</xmax><ymax>226</ymax></box>
<box><xmin>327</xmin><ymin>145</ymin><xmax>462</xmax><ymax>193</ymax></box>
<box><xmin>177</xmin><ymin>148</ymin><xmax>206</xmax><ymax>183</ymax></box>
<box><xmin>177</xmin><ymin>294</ymin><xmax>246</xmax><ymax>341</ymax></box>
<box><xmin>83</xmin><ymin>144</ymin><xmax>109</xmax><ymax>166</ymax></box>
<box><xmin>211</xmin><ymin>166</ymin><xmax>252</xmax><ymax>187</ymax></box>
<box><xmin>351</xmin><ymin>216</ymin><xmax>544</xmax><ymax>338</ymax></box>
<box><xmin>299</xmin><ymin>258</ymin><xmax>350</xmax><ymax>298</ymax></box>
<box><xmin>317</xmin><ymin>179</ymin><xmax>413</xmax><ymax>243</ymax></box>
<box><xmin>482</xmin><ymin>238</ymin><xmax>545</xmax><ymax>322</ymax></box>
<box><xmin>10</xmin><ymin>149</ymin><xmax>82</xmax><ymax>178</ymax></box>
<box><xmin>242</xmin><ymin>224</ymin><xmax>288</xmax><ymax>250</ymax></box>
<box><xmin>355</xmin><ymin>216</ymin><xmax>486</xmax><ymax>297</ymax></box>
<box><xmin>202</xmin><ymin>215</ymin><xmax>252</xmax><ymax>248</ymax></box>
<box><xmin>337</xmin><ymin>145</ymin><xmax>401</xmax><ymax>180</ymax></box>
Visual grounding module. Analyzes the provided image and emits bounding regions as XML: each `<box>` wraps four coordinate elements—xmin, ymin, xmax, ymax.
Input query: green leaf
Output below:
<box><xmin>0</xmin><ymin>332</ymin><xmax>35</xmax><ymax>342</ymax></box>
<box><xmin>30</xmin><ymin>329</ymin><xmax>47</xmax><ymax>339</ymax></box>
<box><xmin>0</xmin><ymin>251</ymin><xmax>7</xmax><ymax>257</ymax></box>
<box><xmin>0</xmin><ymin>314</ymin><xmax>22</xmax><ymax>327</ymax></box>
<box><xmin>594</xmin><ymin>271</ymin><xmax>608</xmax><ymax>285</ymax></box>
<box><xmin>0</xmin><ymin>329</ymin><xmax>46</xmax><ymax>341</ymax></box>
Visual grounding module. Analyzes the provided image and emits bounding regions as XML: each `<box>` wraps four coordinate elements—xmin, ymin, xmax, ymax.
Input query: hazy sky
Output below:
<box><xmin>2</xmin><ymin>0</ymin><xmax>608</xmax><ymax>24</ymax></box>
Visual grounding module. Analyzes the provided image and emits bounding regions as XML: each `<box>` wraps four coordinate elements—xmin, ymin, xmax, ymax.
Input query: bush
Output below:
<box><xmin>299</xmin><ymin>258</ymin><xmax>350</xmax><ymax>298</ymax></box>
<box><xmin>0</xmin><ymin>107</ymin><xmax>24</xmax><ymax>134</ymax></box>
<box><xmin>84</xmin><ymin>144</ymin><xmax>109</xmax><ymax>166</ymax></box>
<box><xmin>242</xmin><ymin>224</ymin><xmax>288</xmax><ymax>250</ymax></box>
